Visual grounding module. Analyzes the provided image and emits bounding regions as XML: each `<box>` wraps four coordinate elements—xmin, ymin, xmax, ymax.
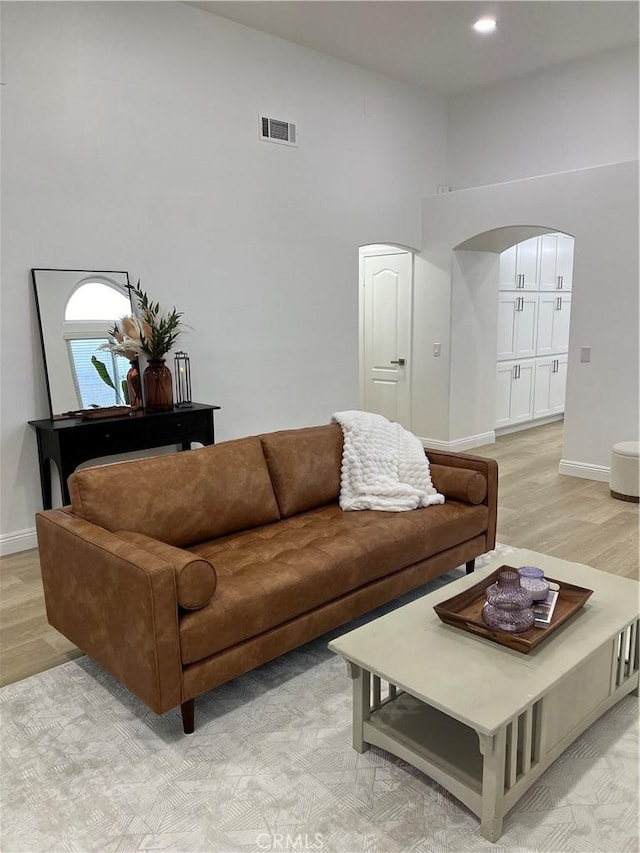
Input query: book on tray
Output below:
<box><xmin>533</xmin><ymin>589</ymin><xmax>559</xmax><ymax>628</ymax></box>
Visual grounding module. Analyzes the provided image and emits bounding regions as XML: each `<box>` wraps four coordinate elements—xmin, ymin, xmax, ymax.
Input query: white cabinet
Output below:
<box><xmin>539</xmin><ymin>234</ymin><xmax>559</xmax><ymax>290</ymax></box>
<box><xmin>495</xmin><ymin>234</ymin><xmax>574</xmax><ymax>430</ymax></box>
<box><xmin>555</xmin><ymin>235</ymin><xmax>574</xmax><ymax>292</ymax></box>
<box><xmin>533</xmin><ymin>355</ymin><xmax>568</xmax><ymax>418</ymax></box>
<box><xmin>536</xmin><ymin>293</ymin><xmax>571</xmax><ymax>356</ymax></box>
<box><xmin>497</xmin><ymin>293</ymin><xmax>538</xmax><ymax>360</ymax></box>
<box><xmin>499</xmin><ymin>237</ymin><xmax>539</xmax><ymax>291</ymax></box>
<box><xmin>495</xmin><ymin>360</ymin><xmax>535</xmax><ymax>428</ymax></box>
<box><xmin>539</xmin><ymin>233</ymin><xmax>574</xmax><ymax>291</ymax></box>
<box><xmin>498</xmin><ymin>245</ymin><xmax>517</xmax><ymax>290</ymax></box>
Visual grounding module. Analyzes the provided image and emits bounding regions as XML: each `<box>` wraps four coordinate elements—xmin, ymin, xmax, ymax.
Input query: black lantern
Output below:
<box><xmin>174</xmin><ymin>351</ymin><xmax>192</xmax><ymax>407</ymax></box>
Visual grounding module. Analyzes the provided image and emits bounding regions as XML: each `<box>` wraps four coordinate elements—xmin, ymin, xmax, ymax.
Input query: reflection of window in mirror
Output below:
<box><xmin>64</xmin><ymin>281</ymin><xmax>130</xmax><ymax>409</ymax></box>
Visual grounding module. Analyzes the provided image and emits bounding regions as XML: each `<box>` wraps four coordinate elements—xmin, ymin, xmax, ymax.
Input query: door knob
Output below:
<box><xmin>390</xmin><ymin>358</ymin><xmax>406</xmax><ymax>366</ymax></box>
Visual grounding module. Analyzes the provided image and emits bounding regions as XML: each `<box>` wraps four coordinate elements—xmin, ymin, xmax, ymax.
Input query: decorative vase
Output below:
<box><xmin>482</xmin><ymin>570</ymin><xmax>535</xmax><ymax>633</ymax></box>
<box><xmin>126</xmin><ymin>359</ymin><xmax>143</xmax><ymax>409</ymax></box>
<box><xmin>517</xmin><ymin>566</ymin><xmax>550</xmax><ymax>601</ymax></box>
<box><xmin>143</xmin><ymin>359</ymin><xmax>173</xmax><ymax>412</ymax></box>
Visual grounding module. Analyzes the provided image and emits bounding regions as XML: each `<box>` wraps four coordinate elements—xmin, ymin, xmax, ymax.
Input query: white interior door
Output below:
<box><xmin>361</xmin><ymin>250</ymin><xmax>412</xmax><ymax>428</ymax></box>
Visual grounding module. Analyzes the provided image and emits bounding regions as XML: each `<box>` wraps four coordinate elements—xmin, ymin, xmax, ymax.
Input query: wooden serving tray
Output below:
<box><xmin>433</xmin><ymin>565</ymin><xmax>593</xmax><ymax>654</ymax></box>
<box><xmin>80</xmin><ymin>406</ymin><xmax>133</xmax><ymax>420</ymax></box>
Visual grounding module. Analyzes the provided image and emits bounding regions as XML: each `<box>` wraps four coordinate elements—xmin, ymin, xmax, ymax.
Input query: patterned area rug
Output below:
<box><xmin>1</xmin><ymin>546</ymin><xmax>638</xmax><ymax>853</ymax></box>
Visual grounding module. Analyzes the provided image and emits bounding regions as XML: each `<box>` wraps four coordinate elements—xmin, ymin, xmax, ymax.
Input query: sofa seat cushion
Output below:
<box><xmin>179</xmin><ymin>501</ymin><xmax>488</xmax><ymax>665</ymax></box>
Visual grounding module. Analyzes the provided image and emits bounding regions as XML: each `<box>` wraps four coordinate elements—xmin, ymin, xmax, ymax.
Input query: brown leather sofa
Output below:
<box><xmin>35</xmin><ymin>423</ymin><xmax>498</xmax><ymax>733</ymax></box>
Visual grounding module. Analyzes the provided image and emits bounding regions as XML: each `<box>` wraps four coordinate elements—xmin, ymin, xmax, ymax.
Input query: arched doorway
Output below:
<box><xmin>418</xmin><ymin>161</ymin><xmax>638</xmax><ymax>479</ymax></box>
<box><xmin>451</xmin><ymin>226</ymin><xmax>575</xmax><ymax>444</ymax></box>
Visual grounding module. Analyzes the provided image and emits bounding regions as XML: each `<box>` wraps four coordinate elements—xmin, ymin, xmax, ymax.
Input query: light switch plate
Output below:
<box><xmin>580</xmin><ymin>347</ymin><xmax>591</xmax><ymax>363</ymax></box>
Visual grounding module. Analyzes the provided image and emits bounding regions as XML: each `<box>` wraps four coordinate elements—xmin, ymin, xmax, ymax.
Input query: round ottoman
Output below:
<box><xmin>610</xmin><ymin>441</ymin><xmax>640</xmax><ymax>502</ymax></box>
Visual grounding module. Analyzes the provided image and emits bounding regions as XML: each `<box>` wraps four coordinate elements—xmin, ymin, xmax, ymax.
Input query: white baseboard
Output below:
<box><xmin>559</xmin><ymin>459</ymin><xmax>610</xmax><ymax>482</ymax></box>
<box><xmin>419</xmin><ymin>431</ymin><xmax>495</xmax><ymax>452</ymax></box>
<box><xmin>0</xmin><ymin>527</ymin><xmax>38</xmax><ymax>557</ymax></box>
<box><xmin>495</xmin><ymin>414</ymin><xmax>563</xmax><ymax>437</ymax></box>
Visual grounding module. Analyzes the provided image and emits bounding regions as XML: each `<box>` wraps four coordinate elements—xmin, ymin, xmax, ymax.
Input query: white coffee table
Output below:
<box><xmin>328</xmin><ymin>549</ymin><xmax>639</xmax><ymax>842</ymax></box>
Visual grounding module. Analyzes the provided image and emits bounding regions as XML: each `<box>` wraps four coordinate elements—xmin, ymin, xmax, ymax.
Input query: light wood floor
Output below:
<box><xmin>1</xmin><ymin>420</ymin><xmax>637</xmax><ymax>688</ymax></box>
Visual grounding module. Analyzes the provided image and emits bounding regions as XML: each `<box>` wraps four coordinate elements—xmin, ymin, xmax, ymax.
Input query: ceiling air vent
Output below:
<box><xmin>259</xmin><ymin>115</ymin><xmax>297</xmax><ymax>147</ymax></box>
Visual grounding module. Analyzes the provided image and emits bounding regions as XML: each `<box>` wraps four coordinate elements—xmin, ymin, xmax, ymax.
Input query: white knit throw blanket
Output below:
<box><xmin>331</xmin><ymin>410</ymin><xmax>445</xmax><ymax>511</ymax></box>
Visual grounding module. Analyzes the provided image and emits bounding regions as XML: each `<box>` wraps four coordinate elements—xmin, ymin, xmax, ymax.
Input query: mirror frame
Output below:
<box><xmin>32</xmin><ymin>268</ymin><xmax>132</xmax><ymax>418</ymax></box>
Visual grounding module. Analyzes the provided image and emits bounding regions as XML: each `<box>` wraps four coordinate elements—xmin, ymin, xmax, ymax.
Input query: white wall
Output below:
<box><xmin>422</xmin><ymin>43</ymin><xmax>639</xmax><ymax>469</ymax></box>
<box><xmin>0</xmin><ymin>1</ymin><xmax>447</xmax><ymax>550</ymax></box>
<box><xmin>449</xmin><ymin>251</ymin><xmax>500</xmax><ymax>446</ymax></box>
<box><xmin>411</xmin><ymin>252</ymin><xmax>453</xmax><ymax>442</ymax></box>
<box><xmin>446</xmin><ymin>45</ymin><xmax>639</xmax><ymax>189</ymax></box>
<box><xmin>417</xmin><ymin>161</ymin><xmax>639</xmax><ymax>478</ymax></box>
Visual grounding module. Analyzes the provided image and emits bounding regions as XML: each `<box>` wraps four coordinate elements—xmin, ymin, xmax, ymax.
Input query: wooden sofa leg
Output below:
<box><xmin>181</xmin><ymin>699</ymin><xmax>195</xmax><ymax>734</ymax></box>
<box><xmin>465</xmin><ymin>559</ymin><xmax>475</xmax><ymax>575</ymax></box>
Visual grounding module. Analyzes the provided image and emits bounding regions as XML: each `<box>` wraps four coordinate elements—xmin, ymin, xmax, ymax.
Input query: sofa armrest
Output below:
<box><xmin>116</xmin><ymin>531</ymin><xmax>217</xmax><ymax>610</ymax></box>
<box><xmin>35</xmin><ymin>509</ymin><xmax>183</xmax><ymax>715</ymax></box>
<box><xmin>425</xmin><ymin>448</ymin><xmax>498</xmax><ymax>551</ymax></box>
<box><xmin>430</xmin><ymin>465</ymin><xmax>487</xmax><ymax>504</ymax></box>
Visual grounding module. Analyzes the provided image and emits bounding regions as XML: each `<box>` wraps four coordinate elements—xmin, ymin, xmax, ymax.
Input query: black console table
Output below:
<box><xmin>29</xmin><ymin>403</ymin><xmax>220</xmax><ymax>510</ymax></box>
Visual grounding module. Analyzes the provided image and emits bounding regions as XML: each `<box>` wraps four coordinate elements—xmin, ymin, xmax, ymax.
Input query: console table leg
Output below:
<box><xmin>478</xmin><ymin>728</ymin><xmax>506</xmax><ymax>842</ymax></box>
<box><xmin>181</xmin><ymin>699</ymin><xmax>195</xmax><ymax>734</ymax></box>
<box><xmin>40</xmin><ymin>456</ymin><xmax>52</xmax><ymax>511</ymax></box>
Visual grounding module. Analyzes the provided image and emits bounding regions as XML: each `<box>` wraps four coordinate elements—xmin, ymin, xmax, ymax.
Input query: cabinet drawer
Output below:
<box><xmin>136</xmin><ymin>417</ymin><xmax>199</xmax><ymax>447</ymax></box>
<box><xmin>59</xmin><ymin>411</ymin><xmax>213</xmax><ymax>457</ymax></box>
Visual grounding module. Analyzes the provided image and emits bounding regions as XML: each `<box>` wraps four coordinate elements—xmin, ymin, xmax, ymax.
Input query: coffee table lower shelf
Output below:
<box><xmin>362</xmin><ymin>692</ymin><xmax>484</xmax><ymax>815</ymax></box>
<box><xmin>345</xmin><ymin>647</ymin><xmax>639</xmax><ymax>843</ymax></box>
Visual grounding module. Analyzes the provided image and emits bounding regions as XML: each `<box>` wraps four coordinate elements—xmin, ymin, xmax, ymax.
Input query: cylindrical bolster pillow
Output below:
<box><xmin>429</xmin><ymin>465</ymin><xmax>487</xmax><ymax>505</ymax></box>
<box><xmin>116</xmin><ymin>531</ymin><xmax>217</xmax><ymax>610</ymax></box>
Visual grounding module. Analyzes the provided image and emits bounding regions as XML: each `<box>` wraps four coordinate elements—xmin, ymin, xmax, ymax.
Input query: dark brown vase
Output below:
<box><xmin>126</xmin><ymin>359</ymin><xmax>143</xmax><ymax>409</ymax></box>
<box><xmin>144</xmin><ymin>359</ymin><xmax>173</xmax><ymax>411</ymax></box>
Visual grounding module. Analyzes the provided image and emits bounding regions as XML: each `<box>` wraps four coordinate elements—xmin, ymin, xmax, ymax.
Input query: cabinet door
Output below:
<box><xmin>516</xmin><ymin>237</ymin><xmax>539</xmax><ymax>290</ymax></box>
<box><xmin>499</xmin><ymin>245</ymin><xmax>518</xmax><ymax>290</ymax></box>
<box><xmin>549</xmin><ymin>355</ymin><xmax>568</xmax><ymax>413</ymax></box>
<box><xmin>538</xmin><ymin>234</ymin><xmax>558</xmax><ymax>291</ymax></box>
<box><xmin>555</xmin><ymin>236</ymin><xmax>574</xmax><ymax>291</ymax></box>
<box><xmin>537</xmin><ymin>294</ymin><xmax>570</xmax><ymax>355</ymax></box>
<box><xmin>536</xmin><ymin>294</ymin><xmax>555</xmax><ymax>355</ymax></box>
<box><xmin>533</xmin><ymin>358</ymin><xmax>553</xmax><ymax>418</ymax></box>
<box><xmin>495</xmin><ymin>362</ymin><xmax>515</xmax><ymax>428</ymax></box>
<box><xmin>497</xmin><ymin>294</ymin><xmax>518</xmax><ymax>359</ymax></box>
<box><xmin>515</xmin><ymin>294</ymin><xmax>538</xmax><ymax>358</ymax></box>
<box><xmin>498</xmin><ymin>293</ymin><xmax>539</xmax><ymax>359</ymax></box>
<box><xmin>510</xmin><ymin>362</ymin><xmax>535</xmax><ymax>423</ymax></box>
<box><xmin>534</xmin><ymin>355</ymin><xmax>568</xmax><ymax>417</ymax></box>
<box><xmin>551</xmin><ymin>294</ymin><xmax>571</xmax><ymax>351</ymax></box>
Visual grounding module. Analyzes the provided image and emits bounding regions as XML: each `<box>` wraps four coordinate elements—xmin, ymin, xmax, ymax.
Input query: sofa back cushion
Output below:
<box><xmin>260</xmin><ymin>423</ymin><xmax>343</xmax><ymax>518</ymax></box>
<box><xmin>68</xmin><ymin>437</ymin><xmax>281</xmax><ymax>547</ymax></box>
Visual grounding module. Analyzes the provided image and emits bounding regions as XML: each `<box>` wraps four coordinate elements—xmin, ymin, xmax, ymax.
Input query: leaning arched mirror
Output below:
<box><xmin>32</xmin><ymin>268</ymin><xmax>132</xmax><ymax>417</ymax></box>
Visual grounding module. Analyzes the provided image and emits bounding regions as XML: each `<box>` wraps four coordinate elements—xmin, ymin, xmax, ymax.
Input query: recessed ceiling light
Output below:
<box><xmin>473</xmin><ymin>17</ymin><xmax>497</xmax><ymax>34</ymax></box>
